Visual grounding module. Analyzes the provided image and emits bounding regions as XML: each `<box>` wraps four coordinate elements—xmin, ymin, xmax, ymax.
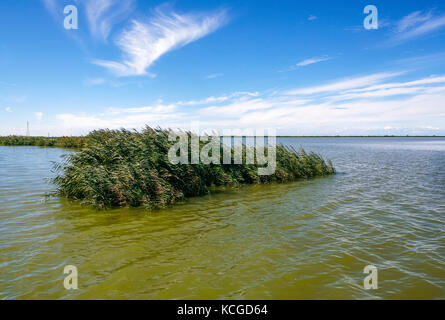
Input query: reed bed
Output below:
<box><xmin>52</xmin><ymin>127</ymin><xmax>335</xmax><ymax>209</ymax></box>
<box><xmin>0</xmin><ymin>136</ymin><xmax>88</xmax><ymax>149</ymax></box>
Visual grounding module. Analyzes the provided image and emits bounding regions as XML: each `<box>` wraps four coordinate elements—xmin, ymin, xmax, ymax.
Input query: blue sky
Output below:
<box><xmin>1</xmin><ymin>0</ymin><xmax>445</xmax><ymax>136</ymax></box>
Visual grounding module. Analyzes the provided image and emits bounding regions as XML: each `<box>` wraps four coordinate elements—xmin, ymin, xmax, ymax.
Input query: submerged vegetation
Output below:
<box><xmin>0</xmin><ymin>135</ymin><xmax>88</xmax><ymax>149</ymax></box>
<box><xmin>52</xmin><ymin>127</ymin><xmax>335</xmax><ymax>209</ymax></box>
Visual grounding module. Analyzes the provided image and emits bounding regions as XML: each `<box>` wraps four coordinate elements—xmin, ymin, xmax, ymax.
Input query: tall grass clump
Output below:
<box><xmin>52</xmin><ymin>127</ymin><xmax>335</xmax><ymax>209</ymax></box>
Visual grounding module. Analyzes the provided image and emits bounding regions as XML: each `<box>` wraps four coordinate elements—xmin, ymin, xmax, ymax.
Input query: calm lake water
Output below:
<box><xmin>1</xmin><ymin>137</ymin><xmax>444</xmax><ymax>299</ymax></box>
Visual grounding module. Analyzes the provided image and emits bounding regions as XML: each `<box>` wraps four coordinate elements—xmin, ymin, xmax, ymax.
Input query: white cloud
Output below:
<box><xmin>200</xmin><ymin>98</ymin><xmax>276</xmax><ymax>117</ymax></box>
<box><xmin>296</xmin><ymin>56</ymin><xmax>331</xmax><ymax>67</ymax></box>
<box><xmin>308</xmin><ymin>15</ymin><xmax>317</xmax><ymax>21</ymax></box>
<box><xmin>93</xmin><ymin>7</ymin><xmax>228</xmax><ymax>77</ymax></box>
<box><xmin>396</xmin><ymin>11</ymin><xmax>432</xmax><ymax>33</ymax></box>
<box><xmin>395</xmin><ymin>51</ymin><xmax>445</xmax><ymax>68</ymax></box>
<box><xmin>84</xmin><ymin>0</ymin><xmax>135</xmax><ymax>40</ymax></box>
<box><xmin>286</xmin><ymin>72</ymin><xmax>403</xmax><ymax>95</ymax></box>
<box><xmin>177</xmin><ymin>91</ymin><xmax>259</xmax><ymax>106</ymax></box>
<box><xmin>108</xmin><ymin>103</ymin><xmax>177</xmax><ymax>115</ymax></box>
<box><xmin>5</xmin><ymin>107</ymin><xmax>12</xmax><ymax>112</ymax></box>
<box><xmin>56</xmin><ymin>111</ymin><xmax>183</xmax><ymax>132</ymax></box>
<box><xmin>41</xmin><ymin>0</ymin><xmax>57</xmax><ymax>16</ymax></box>
<box><xmin>35</xmin><ymin>112</ymin><xmax>44</xmax><ymax>120</ymax></box>
<box><xmin>390</xmin><ymin>11</ymin><xmax>445</xmax><ymax>45</ymax></box>
<box><xmin>51</xmin><ymin>72</ymin><xmax>445</xmax><ymax>136</ymax></box>
<box><xmin>328</xmin><ymin>86</ymin><xmax>429</xmax><ymax>102</ymax></box>
<box><xmin>41</xmin><ymin>2</ymin><xmax>229</xmax><ymax>78</ymax></box>
<box><xmin>345</xmin><ymin>75</ymin><xmax>445</xmax><ymax>93</ymax></box>
<box><xmin>279</xmin><ymin>56</ymin><xmax>332</xmax><ymax>72</ymax></box>
<box><xmin>42</xmin><ymin>0</ymin><xmax>135</xmax><ymax>40</ymax></box>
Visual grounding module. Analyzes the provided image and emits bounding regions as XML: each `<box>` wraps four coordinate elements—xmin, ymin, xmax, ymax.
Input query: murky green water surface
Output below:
<box><xmin>1</xmin><ymin>138</ymin><xmax>444</xmax><ymax>299</ymax></box>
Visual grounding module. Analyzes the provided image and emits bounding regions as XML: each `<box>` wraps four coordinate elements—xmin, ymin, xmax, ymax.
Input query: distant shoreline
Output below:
<box><xmin>1</xmin><ymin>135</ymin><xmax>445</xmax><ymax>138</ymax></box>
<box><xmin>276</xmin><ymin>135</ymin><xmax>445</xmax><ymax>138</ymax></box>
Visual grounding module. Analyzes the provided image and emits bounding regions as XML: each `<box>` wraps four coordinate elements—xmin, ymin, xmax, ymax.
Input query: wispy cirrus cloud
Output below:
<box><xmin>41</xmin><ymin>2</ymin><xmax>230</xmax><ymax>77</ymax></box>
<box><xmin>35</xmin><ymin>112</ymin><xmax>44</xmax><ymax>121</ymax></box>
<box><xmin>206</xmin><ymin>73</ymin><xmax>224</xmax><ymax>79</ymax></box>
<box><xmin>345</xmin><ymin>75</ymin><xmax>445</xmax><ymax>93</ymax></box>
<box><xmin>53</xmin><ymin>72</ymin><xmax>445</xmax><ymax>136</ymax></box>
<box><xmin>85</xmin><ymin>0</ymin><xmax>135</xmax><ymax>40</ymax></box>
<box><xmin>279</xmin><ymin>56</ymin><xmax>332</xmax><ymax>72</ymax></box>
<box><xmin>308</xmin><ymin>15</ymin><xmax>317</xmax><ymax>21</ymax></box>
<box><xmin>93</xmin><ymin>7</ymin><xmax>229</xmax><ymax>77</ymax></box>
<box><xmin>395</xmin><ymin>11</ymin><xmax>433</xmax><ymax>33</ymax></box>
<box><xmin>395</xmin><ymin>51</ymin><xmax>445</xmax><ymax>68</ymax></box>
<box><xmin>285</xmin><ymin>72</ymin><xmax>403</xmax><ymax>95</ymax></box>
<box><xmin>389</xmin><ymin>10</ymin><xmax>445</xmax><ymax>45</ymax></box>
<box><xmin>41</xmin><ymin>0</ymin><xmax>57</xmax><ymax>16</ymax></box>
<box><xmin>296</xmin><ymin>56</ymin><xmax>331</xmax><ymax>67</ymax></box>
<box><xmin>42</xmin><ymin>0</ymin><xmax>135</xmax><ymax>39</ymax></box>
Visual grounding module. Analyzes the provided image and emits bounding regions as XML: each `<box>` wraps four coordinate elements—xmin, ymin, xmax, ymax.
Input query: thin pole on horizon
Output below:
<box><xmin>26</xmin><ymin>121</ymin><xmax>30</xmax><ymax>137</ymax></box>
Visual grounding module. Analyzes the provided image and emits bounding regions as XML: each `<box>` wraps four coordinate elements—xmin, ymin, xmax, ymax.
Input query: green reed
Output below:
<box><xmin>51</xmin><ymin>127</ymin><xmax>335</xmax><ymax>209</ymax></box>
<box><xmin>0</xmin><ymin>135</ymin><xmax>88</xmax><ymax>149</ymax></box>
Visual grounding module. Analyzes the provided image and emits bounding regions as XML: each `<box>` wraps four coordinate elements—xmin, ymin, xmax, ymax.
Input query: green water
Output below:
<box><xmin>1</xmin><ymin>138</ymin><xmax>444</xmax><ymax>299</ymax></box>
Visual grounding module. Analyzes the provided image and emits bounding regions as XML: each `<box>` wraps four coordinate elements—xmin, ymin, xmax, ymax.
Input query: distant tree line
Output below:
<box><xmin>0</xmin><ymin>136</ymin><xmax>88</xmax><ymax>149</ymax></box>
